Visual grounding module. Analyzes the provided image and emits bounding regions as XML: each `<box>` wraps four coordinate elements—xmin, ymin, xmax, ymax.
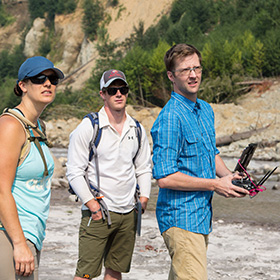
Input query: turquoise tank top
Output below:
<box><xmin>0</xmin><ymin>120</ymin><xmax>54</xmax><ymax>251</ymax></box>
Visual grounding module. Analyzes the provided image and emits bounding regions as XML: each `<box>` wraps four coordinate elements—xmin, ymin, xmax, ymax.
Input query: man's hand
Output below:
<box><xmin>14</xmin><ymin>242</ymin><xmax>34</xmax><ymax>276</ymax></box>
<box><xmin>139</xmin><ymin>197</ymin><xmax>149</xmax><ymax>213</ymax></box>
<box><xmin>214</xmin><ymin>173</ymin><xmax>250</xmax><ymax>198</ymax></box>
<box><xmin>86</xmin><ymin>198</ymin><xmax>102</xmax><ymax>220</ymax></box>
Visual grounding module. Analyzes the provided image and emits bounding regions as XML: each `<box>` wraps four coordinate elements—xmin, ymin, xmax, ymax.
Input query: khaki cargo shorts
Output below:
<box><xmin>162</xmin><ymin>227</ymin><xmax>209</xmax><ymax>280</ymax></box>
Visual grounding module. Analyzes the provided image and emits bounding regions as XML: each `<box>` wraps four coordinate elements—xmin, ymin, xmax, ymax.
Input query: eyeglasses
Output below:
<box><xmin>106</xmin><ymin>87</ymin><xmax>129</xmax><ymax>96</ymax></box>
<box><xmin>29</xmin><ymin>74</ymin><xmax>59</xmax><ymax>85</ymax></box>
<box><xmin>173</xmin><ymin>66</ymin><xmax>203</xmax><ymax>76</ymax></box>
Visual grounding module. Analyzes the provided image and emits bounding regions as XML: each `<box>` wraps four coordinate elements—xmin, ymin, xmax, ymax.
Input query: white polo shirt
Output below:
<box><xmin>66</xmin><ymin>106</ymin><xmax>152</xmax><ymax>213</ymax></box>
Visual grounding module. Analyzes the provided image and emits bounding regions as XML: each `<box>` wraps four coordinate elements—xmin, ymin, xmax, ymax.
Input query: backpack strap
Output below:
<box><xmin>84</xmin><ymin>112</ymin><xmax>102</xmax><ymax>192</ymax></box>
<box><xmin>3</xmin><ymin>108</ymin><xmax>52</xmax><ymax>146</ymax></box>
<box><xmin>2</xmin><ymin>108</ymin><xmax>50</xmax><ymax>176</ymax></box>
<box><xmin>1</xmin><ymin>110</ymin><xmax>30</xmax><ymax>166</ymax></box>
<box><xmin>84</xmin><ymin>113</ymin><xmax>141</xmax><ymax>163</ymax></box>
<box><xmin>68</xmin><ymin>112</ymin><xmax>101</xmax><ymax>198</ymax></box>
<box><xmin>132</xmin><ymin>117</ymin><xmax>142</xmax><ymax>163</ymax></box>
<box><xmin>131</xmin><ymin>118</ymin><xmax>142</xmax><ymax>235</ymax></box>
<box><xmin>84</xmin><ymin>112</ymin><xmax>102</xmax><ymax>162</ymax></box>
<box><xmin>83</xmin><ymin>112</ymin><xmax>112</xmax><ymax>225</ymax></box>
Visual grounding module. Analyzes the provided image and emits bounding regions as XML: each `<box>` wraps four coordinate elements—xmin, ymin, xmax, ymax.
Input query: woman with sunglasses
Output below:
<box><xmin>0</xmin><ymin>56</ymin><xmax>64</xmax><ymax>279</ymax></box>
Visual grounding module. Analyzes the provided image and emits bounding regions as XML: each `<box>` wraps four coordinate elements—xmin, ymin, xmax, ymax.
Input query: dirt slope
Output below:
<box><xmin>106</xmin><ymin>0</ymin><xmax>172</xmax><ymax>42</ymax></box>
<box><xmin>59</xmin><ymin>0</ymin><xmax>173</xmax><ymax>90</ymax></box>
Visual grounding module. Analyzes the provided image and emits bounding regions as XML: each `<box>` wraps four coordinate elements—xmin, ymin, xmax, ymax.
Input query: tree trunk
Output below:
<box><xmin>216</xmin><ymin>124</ymin><xmax>270</xmax><ymax>147</ymax></box>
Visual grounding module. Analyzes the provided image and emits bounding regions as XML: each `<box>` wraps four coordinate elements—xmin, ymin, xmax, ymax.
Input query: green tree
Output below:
<box><xmin>117</xmin><ymin>46</ymin><xmax>150</xmax><ymax>106</ymax></box>
<box><xmin>146</xmin><ymin>41</ymin><xmax>171</xmax><ymax>105</ymax></box>
<box><xmin>250</xmin><ymin>40</ymin><xmax>265</xmax><ymax>77</ymax></box>
<box><xmin>82</xmin><ymin>0</ymin><xmax>104</xmax><ymax>41</ymax></box>
<box><xmin>0</xmin><ymin>45</ymin><xmax>26</xmax><ymax>112</ymax></box>
<box><xmin>0</xmin><ymin>46</ymin><xmax>25</xmax><ymax>82</ymax></box>
<box><xmin>237</xmin><ymin>31</ymin><xmax>265</xmax><ymax>77</ymax></box>
<box><xmin>87</xmin><ymin>26</ymin><xmax>121</xmax><ymax>93</ymax></box>
<box><xmin>107</xmin><ymin>0</ymin><xmax>119</xmax><ymax>7</ymax></box>
<box><xmin>263</xmin><ymin>28</ymin><xmax>280</xmax><ymax>76</ymax></box>
<box><xmin>28</xmin><ymin>0</ymin><xmax>76</xmax><ymax>25</ymax></box>
<box><xmin>124</xmin><ymin>21</ymin><xmax>145</xmax><ymax>50</ymax></box>
<box><xmin>143</xmin><ymin>16</ymin><xmax>172</xmax><ymax>50</ymax></box>
<box><xmin>56</xmin><ymin>0</ymin><xmax>76</xmax><ymax>14</ymax></box>
<box><xmin>170</xmin><ymin>0</ymin><xmax>188</xmax><ymax>24</ymax></box>
<box><xmin>0</xmin><ymin>78</ymin><xmax>19</xmax><ymax>113</ymax></box>
<box><xmin>200</xmin><ymin>74</ymin><xmax>242</xmax><ymax>103</ymax></box>
<box><xmin>0</xmin><ymin>1</ymin><xmax>13</xmax><ymax>27</ymax></box>
<box><xmin>28</xmin><ymin>0</ymin><xmax>46</xmax><ymax>20</ymax></box>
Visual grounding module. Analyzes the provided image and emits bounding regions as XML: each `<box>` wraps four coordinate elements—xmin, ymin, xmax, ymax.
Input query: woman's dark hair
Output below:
<box><xmin>14</xmin><ymin>84</ymin><xmax>23</xmax><ymax>97</ymax></box>
<box><xmin>14</xmin><ymin>79</ymin><xmax>28</xmax><ymax>97</ymax></box>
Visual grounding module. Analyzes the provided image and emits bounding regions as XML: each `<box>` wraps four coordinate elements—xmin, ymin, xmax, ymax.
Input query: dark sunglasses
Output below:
<box><xmin>106</xmin><ymin>87</ymin><xmax>129</xmax><ymax>96</ymax></box>
<box><xmin>29</xmin><ymin>74</ymin><xmax>59</xmax><ymax>86</ymax></box>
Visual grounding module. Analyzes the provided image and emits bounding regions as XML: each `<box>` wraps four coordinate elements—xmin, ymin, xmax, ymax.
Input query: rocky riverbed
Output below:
<box><xmin>41</xmin><ymin>182</ymin><xmax>280</xmax><ymax>280</ymax></box>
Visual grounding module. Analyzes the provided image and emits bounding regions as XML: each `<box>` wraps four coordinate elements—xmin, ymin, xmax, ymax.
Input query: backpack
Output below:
<box><xmin>68</xmin><ymin>112</ymin><xmax>142</xmax><ymax>196</ymax></box>
<box><xmin>68</xmin><ymin>112</ymin><xmax>143</xmax><ymax>231</ymax></box>
<box><xmin>1</xmin><ymin>108</ymin><xmax>51</xmax><ymax>176</ymax></box>
<box><xmin>86</xmin><ymin>112</ymin><xmax>142</xmax><ymax>162</ymax></box>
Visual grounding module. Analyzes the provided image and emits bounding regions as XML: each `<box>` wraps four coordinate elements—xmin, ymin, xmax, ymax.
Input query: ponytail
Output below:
<box><xmin>14</xmin><ymin>83</ymin><xmax>23</xmax><ymax>97</ymax></box>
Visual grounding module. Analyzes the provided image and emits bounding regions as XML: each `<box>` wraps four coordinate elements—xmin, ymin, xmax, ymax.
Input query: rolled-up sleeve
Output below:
<box><xmin>151</xmin><ymin>111</ymin><xmax>182</xmax><ymax>179</ymax></box>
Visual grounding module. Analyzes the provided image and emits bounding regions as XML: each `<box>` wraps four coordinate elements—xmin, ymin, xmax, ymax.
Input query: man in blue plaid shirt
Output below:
<box><xmin>151</xmin><ymin>44</ymin><xmax>249</xmax><ymax>280</ymax></box>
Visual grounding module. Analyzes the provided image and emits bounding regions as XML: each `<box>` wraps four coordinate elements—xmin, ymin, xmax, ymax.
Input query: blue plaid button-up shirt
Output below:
<box><xmin>151</xmin><ymin>91</ymin><xmax>219</xmax><ymax>235</ymax></box>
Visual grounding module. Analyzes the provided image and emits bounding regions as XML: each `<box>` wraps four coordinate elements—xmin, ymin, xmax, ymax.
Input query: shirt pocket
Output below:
<box><xmin>183</xmin><ymin>132</ymin><xmax>201</xmax><ymax>157</ymax></box>
<box><xmin>178</xmin><ymin>132</ymin><xmax>202</xmax><ymax>175</ymax></box>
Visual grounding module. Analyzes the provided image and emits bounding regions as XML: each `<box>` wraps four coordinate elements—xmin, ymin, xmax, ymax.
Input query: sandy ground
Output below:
<box><xmin>39</xmin><ymin>181</ymin><xmax>280</xmax><ymax>280</ymax></box>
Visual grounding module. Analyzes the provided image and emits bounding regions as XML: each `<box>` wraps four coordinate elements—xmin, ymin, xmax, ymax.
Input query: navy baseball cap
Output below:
<box><xmin>17</xmin><ymin>56</ymin><xmax>64</xmax><ymax>84</ymax></box>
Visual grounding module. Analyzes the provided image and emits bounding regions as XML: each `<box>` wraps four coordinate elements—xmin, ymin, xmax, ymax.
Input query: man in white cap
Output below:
<box><xmin>67</xmin><ymin>69</ymin><xmax>152</xmax><ymax>280</ymax></box>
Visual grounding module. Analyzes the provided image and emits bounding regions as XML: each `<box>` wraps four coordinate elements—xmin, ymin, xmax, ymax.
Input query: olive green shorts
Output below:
<box><xmin>75</xmin><ymin>210</ymin><xmax>137</xmax><ymax>279</ymax></box>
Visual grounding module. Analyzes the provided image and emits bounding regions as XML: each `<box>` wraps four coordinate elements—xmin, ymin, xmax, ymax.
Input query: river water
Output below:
<box><xmin>51</xmin><ymin>148</ymin><xmax>280</xmax><ymax>227</ymax></box>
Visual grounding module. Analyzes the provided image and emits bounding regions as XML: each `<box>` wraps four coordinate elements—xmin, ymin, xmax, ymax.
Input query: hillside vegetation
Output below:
<box><xmin>0</xmin><ymin>0</ymin><xmax>279</xmax><ymax>119</ymax></box>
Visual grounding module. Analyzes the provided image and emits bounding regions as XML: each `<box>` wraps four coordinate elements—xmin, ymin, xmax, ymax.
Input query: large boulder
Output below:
<box><xmin>24</xmin><ymin>18</ymin><xmax>46</xmax><ymax>57</ymax></box>
<box><xmin>54</xmin><ymin>8</ymin><xmax>89</xmax><ymax>74</ymax></box>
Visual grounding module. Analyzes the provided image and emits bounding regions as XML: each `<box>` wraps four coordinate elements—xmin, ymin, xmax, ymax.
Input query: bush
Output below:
<box><xmin>0</xmin><ymin>78</ymin><xmax>19</xmax><ymax>113</ymax></box>
<box><xmin>262</xmin><ymin>28</ymin><xmax>280</xmax><ymax>77</ymax></box>
<box><xmin>200</xmin><ymin>75</ymin><xmax>243</xmax><ymax>104</ymax></box>
<box><xmin>43</xmin><ymin>86</ymin><xmax>104</xmax><ymax>120</ymax></box>
<box><xmin>107</xmin><ymin>0</ymin><xmax>119</xmax><ymax>7</ymax></box>
<box><xmin>39</xmin><ymin>32</ymin><xmax>51</xmax><ymax>57</ymax></box>
<box><xmin>28</xmin><ymin>0</ymin><xmax>46</xmax><ymax>20</ymax></box>
<box><xmin>56</xmin><ymin>0</ymin><xmax>76</xmax><ymax>15</ymax></box>
<box><xmin>0</xmin><ymin>46</ymin><xmax>25</xmax><ymax>83</ymax></box>
<box><xmin>42</xmin><ymin>104</ymin><xmax>91</xmax><ymax>121</ymax></box>
<box><xmin>0</xmin><ymin>45</ymin><xmax>26</xmax><ymax>112</ymax></box>
<box><xmin>0</xmin><ymin>2</ymin><xmax>13</xmax><ymax>27</ymax></box>
<box><xmin>28</xmin><ymin>0</ymin><xmax>76</xmax><ymax>22</ymax></box>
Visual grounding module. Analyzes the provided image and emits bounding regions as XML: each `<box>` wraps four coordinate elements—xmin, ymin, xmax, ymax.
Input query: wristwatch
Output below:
<box><xmin>91</xmin><ymin>208</ymin><xmax>101</xmax><ymax>214</ymax></box>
